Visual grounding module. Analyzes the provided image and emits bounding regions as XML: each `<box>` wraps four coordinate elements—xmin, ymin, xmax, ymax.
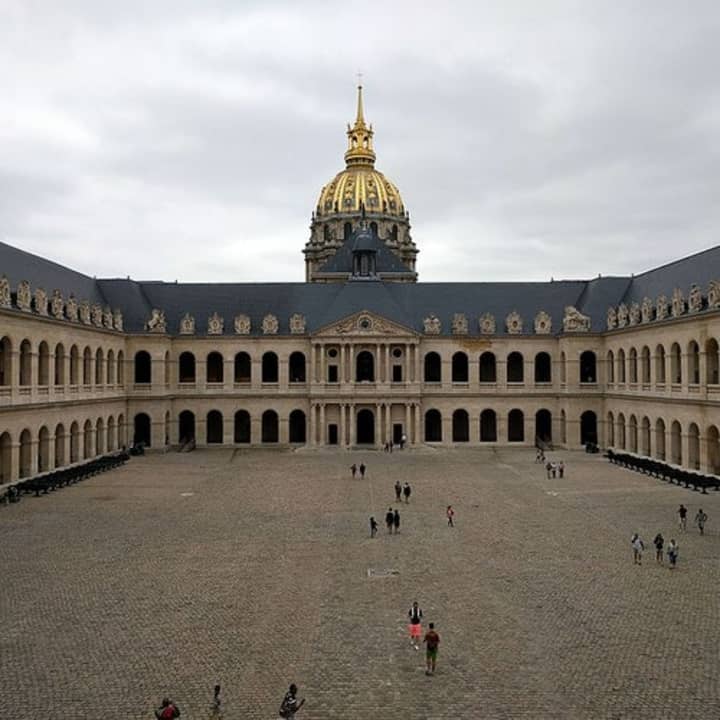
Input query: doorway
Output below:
<box><xmin>356</xmin><ymin>409</ymin><xmax>375</xmax><ymax>444</ymax></box>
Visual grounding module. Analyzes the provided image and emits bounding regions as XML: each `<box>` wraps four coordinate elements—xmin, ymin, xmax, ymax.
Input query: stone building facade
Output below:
<box><xmin>1</xmin><ymin>88</ymin><xmax>719</xmax><ymax>482</ymax></box>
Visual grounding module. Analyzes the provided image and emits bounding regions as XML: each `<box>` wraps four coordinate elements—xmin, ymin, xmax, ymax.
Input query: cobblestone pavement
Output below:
<box><xmin>2</xmin><ymin>447</ymin><xmax>719</xmax><ymax>719</ymax></box>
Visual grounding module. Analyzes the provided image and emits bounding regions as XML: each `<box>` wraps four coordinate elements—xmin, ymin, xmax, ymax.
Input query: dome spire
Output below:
<box><xmin>345</xmin><ymin>81</ymin><xmax>375</xmax><ymax>168</ymax></box>
<box><xmin>355</xmin><ymin>83</ymin><xmax>366</xmax><ymax>126</ymax></box>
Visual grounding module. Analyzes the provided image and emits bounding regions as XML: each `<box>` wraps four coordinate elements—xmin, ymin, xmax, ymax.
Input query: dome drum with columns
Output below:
<box><xmin>304</xmin><ymin>86</ymin><xmax>418</xmax><ymax>281</ymax></box>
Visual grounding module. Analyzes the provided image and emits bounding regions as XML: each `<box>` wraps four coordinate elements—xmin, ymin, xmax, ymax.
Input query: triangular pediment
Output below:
<box><xmin>314</xmin><ymin>310</ymin><xmax>416</xmax><ymax>338</ymax></box>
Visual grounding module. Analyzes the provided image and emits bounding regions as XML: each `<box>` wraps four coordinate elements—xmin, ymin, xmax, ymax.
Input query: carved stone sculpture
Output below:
<box><xmin>91</xmin><ymin>303</ymin><xmax>103</xmax><ymax>327</ymax></box>
<box><xmin>656</xmin><ymin>295</ymin><xmax>668</xmax><ymax>320</ymax></box>
<box><xmin>617</xmin><ymin>304</ymin><xmax>628</xmax><ymax>328</ymax></box>
<box><xmin>423</xmin><ymin>314</ymin><xmax>441</xmax><ymax>334</ymax></box>
<box><xmin>289</xmin><ymin>313</ymin><xmax>306</xmax><ymax>334</ymax></box>
<box><xmin>0</xmin><ymin>276</ymin><xmax>10</xmax><ymax>308</ymax></box>
<box><xmin>51</xmin><ymin>290</ymin><xmax>64</xmax><ymax>319</ymax></box>
<box><xmin>34</xmin><ymin>287</ymin><xmax>48</xmax><ymax>315</ymax></box>
<box><xmin>629</xmin><ymin>303</ymin><xmax>641</xmax><ymax>326</ymax></box>
<box><xmin>707</xmin><ymin>280</ymin><xmax>720</xmax><ymax>309</ymax></box>
<box><xmin>479</xmin><ymin>313</ymin><xmax>496</xmax><ymax>334</ymax></box>
<box><xmin>66</xmin><ymin>295</ymin><xmax>79</xmax><ymax>322</ymax></box>
<box><xmin>671</xmin><ymin>288</ymin><xmax>685</xmax><ymax>318</ymax></box>
<box><xmin>534</xmin><ymin>311</ymin><xmax>552</xmax><ymax>334</ymax></box>
<box><xmin>262</xmin><ymin>314</ymin><xmax>279</xmax><ymax>334</ymax></box>
<box><xmin>16</xmin><ymin>280</ymin><xmax>31</xmax><ymax>311</ymax></box>
<box><xmin>179</xmin><ymin>312</ymin><xmax>195</xmax><ymax>335</ymax></box>
<box><xmin>234</xmin><ymin>314</ymin><xmax>251</xmax><ymax>334</ymax></box>
<box><xmin>113</xmin><ymin>309</ymin><xmax>124</xmax><ymax>331</ymax></box>
<box><xmin>451</xmin><ymin>313</ymin><xmax>468</xmax><ymax>335</ymax></box>
<box><xmin>207</xmin><ymin>312</ymin><xmax>224</xmax><ymax>335</ymax></box>
<box><xmin>506</xmin><ymin>311</ymin><xmax>523</xmax><ymax>334</ymax></box>
<box><xmin>103</xmin><ymin>307</ymin><xmax>113</xmax><ymax>328</ymax></box>
<box><xmin>562</xmin><ymin>306</ymin><xmax>591</xmax><ymax>332</ymax></box>
<box><xmin>641</xmin><ymin>297</ymin><xmax>654</xmax><ymax>323</ymax></box>
<box><xmin>79</xmin><ymin>300</ymin><xmax>91</xmax><ymax>325</ymax></box>
<box><xmin>606</xmin><ymin>306</ymin><xmax>617</xmax><ymax>330</ymax></box>
<box><xmin>146</xmin><ymin>308</ymin><xmax>167</xmax><ymax>333</ymax></box>
<box><xmin>688</xmin><ymin>283</ymin><xmax>702</xmax><ymax>313</ymax></box>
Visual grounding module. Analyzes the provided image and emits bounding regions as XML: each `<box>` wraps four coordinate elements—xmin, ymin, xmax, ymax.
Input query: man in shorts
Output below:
<box><xmin>408</xmin><ymin>601</ymin><xmax>423</xmax><ymax>649</ymax></box>
<box><xmin>424</xmin><ymin>622</ymin><xmax>440</xmax><ymax>675</ymax></box>
<box><xmin>678</xmin><ymin>504</ymin><xmax>688</xmax><ymax>532</ymax></box>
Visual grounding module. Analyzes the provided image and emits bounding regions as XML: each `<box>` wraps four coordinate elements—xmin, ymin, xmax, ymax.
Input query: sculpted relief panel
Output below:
<box><xmin>563</xmin><ymin>306</ymin><xmax>590</xmax><ymax>333</ymax></box>
<box><xmin>146</xmin><ymin>308</ymin><xmax>167</xmax><ymax>333</ymax></box>
<box><xmin>534</xmin><ymin>311</ymin><xmax>552</xmax><ymax>334</ymax></box>
<box><xmin>234</xmin><ymin>314</ymin><xmax>251</xmax><ymax>334</ymax></box>
<box><xmin>479</xmin><ymin>313</ymin><xmax>496</xmax><ymax>335</ymax></box>
<box><xmin>179</xmin><ymin>313</ymin><xmax>195</xmax><ymax>335</ymax></box>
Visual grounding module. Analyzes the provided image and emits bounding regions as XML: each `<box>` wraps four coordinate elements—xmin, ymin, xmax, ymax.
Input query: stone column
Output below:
<box><xmin>385</xmin><ymin>345</ymin><xmax>391</xmax><ymax>384</ymax></box>
<box><xmin>319</xmin><ymin>344</ymin><xmax>326</xmax><ymax>385</ymax></box>
<box><xmin>414</xmin><ymin>404</ymin><xmax>421</xmax><ymax>444</ymax></box>
<box><xmin>10</xmin><ymin>440</ymin><xmax>20</xmax><ymax>481</ymax></box>
<box><xmin>414</xmin><ymin>344</ymin><xmax>421</xmax><ymax>384</ymax></box>
<box><xmin>375</xmin><ymin>403</ymin><xmax>381</xmax><ymax>447</ymax></box>
<box><xmin>319</xmin><ymin>404</ymin><xmax>326</xmax><ymax>446</ymax></box>
<box><xmin>405</xmin><ymin>404</ymin><xmax>411</xmax><ymax>443</ymax></box>
<box><xmin>699</xmin><ymin>350</ymin><xmax>707</xmax><ymax>396</ymax></box>
<box><xmin>350</xmin><ymin>405</ymin><xmax>357</xmax><ymax>445</ymax></box>
<box><xmin>309</xmin><ymin>403</ymin><xmax>316</xmax><ymax>446</ymax></box>
<box><xmin>340</xmin><ymin>345</ymin><xmax>346</xmax><ymax>384</ymax></box>
<box><xmin>339</xmin><ymin>403</ymin><xmax>346</xmax><ymax>447</ymax></box>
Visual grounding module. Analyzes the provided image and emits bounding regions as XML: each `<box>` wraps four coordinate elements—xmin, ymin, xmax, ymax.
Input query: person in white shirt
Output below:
<box><xmin>631</xmin><ymin>533</ymin><xmax>644</xmax><ymax>564</ymax></box>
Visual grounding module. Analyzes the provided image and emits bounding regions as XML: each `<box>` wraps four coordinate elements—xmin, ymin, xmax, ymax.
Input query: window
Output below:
<box><xmin>424</xmin><ymin>352</ymin><xmax>441</xmax><ymax>382</ymax></box>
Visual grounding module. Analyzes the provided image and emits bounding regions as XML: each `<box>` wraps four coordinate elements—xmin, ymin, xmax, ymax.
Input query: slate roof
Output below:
<box><xmin>1</xmin><ymin>239</ymin><xmax>719</xmax><ymax>336</ymax></box>
<box><xmin>318</xmin><ymin>227</ymin><xmax>413</xmax><ymax>275</ymax></box>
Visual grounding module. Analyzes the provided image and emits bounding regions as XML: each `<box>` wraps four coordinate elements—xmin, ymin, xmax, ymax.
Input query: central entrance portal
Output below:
<box><xmin>356</xmin><ymin>409</ymin><xmax>375</xmax><ymax>445</ymax></box>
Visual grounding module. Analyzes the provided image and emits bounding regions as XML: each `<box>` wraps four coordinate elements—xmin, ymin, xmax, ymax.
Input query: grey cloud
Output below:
<box><xmin>0</xmin><ymin>1</ymin><xmax>719</xmax><ymax>284</ymax></box>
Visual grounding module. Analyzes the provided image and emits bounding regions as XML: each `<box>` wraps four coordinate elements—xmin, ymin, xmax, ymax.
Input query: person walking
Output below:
<box><xmin>350</xmin><ymin>463</ymin><xmax>357</xmax><ymax>479</ymax></box>
<box><xmin>653</xmin><ymin>532</ymin><xmax>664</xmax><ymax>564</ymax></box>
<box><xmin>394</xmin><ymin>480</ymin><xmax>402</xmax><ymax>502</ymax></box>
<box><xmin>385</xmin><ymin>507</ymin><xmax>394</xmax><ymax>534</ymax></box>
<box><xmin>359</xmin><ymin>463</ymin><xmax>366</xmax><ymax>479</ymax></box>
<box><xmin>545</xmin><ymin>461</ymin><xmax>552</xmax><ymax>479</ymax></box>
<box><xmin>212</xmin><ymin>684</ymin><xmax>221</xmax><ymax>712</ymax></box>
<box><xmin>558</xmin><ymin>461</ymin><xmax>565</xmax><ymax>478</ymax></box>
<box><xmin>446</xmin><ymin>505</ymin><xmax>455</xmax><ymax>527</ymax></box>
<box><xmin>393</xmin><ymin>508</ymin><xmax>401</xmax><ymax>534</ymax></box>
<box><xmin>407</xmin><ymin>601</ymin><xmax>423</xmax><ymax>649</ymax></box>
<box><xmin>155</xmin><ymin>698</ymin><xmax>181</xmax><ymax>719</ymax></box>
<box><xmin>424</xmin><ymin>623</ymin><xmax>440</xmax><ymax>676</ymax></box>
<box><xmin>695</xmin><ymin>508</ymin><xmax>708</xmax><ymax>535</ymax></box>
<box><xmin>400</xmin><ymin>434</ymin><xmax>407</xmax><ymax>450</ymax></box>
<box><xmin>678</xmin><ymin>504</ymin><xmax>688</xmax><ymax>532</ymax></box>
<box><xmin>370</xmin><ymin>516</ymin><xmax>378</xmax><ymax>538</ymax></box>
<box><xmin>279</xmin><ymin>683</ymin><xmax>305</xmax><ymax>719</ymax></box>
<box><xmin>403</xmin><ymin>482</ymin><xmax>411</xmax><ymax>503</ymax></box>
<box><xmin>667</xmin><ymin>539</ymin><xmax>679</xmax><ymax>569</ymax></box>
<box><xmin>631</xmin><ymin>533</ymin><xmax>644</xmax><ymax>565</ymax></box>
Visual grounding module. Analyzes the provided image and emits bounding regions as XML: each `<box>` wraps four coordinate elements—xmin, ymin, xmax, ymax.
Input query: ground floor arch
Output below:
<box><xmin>134</xmin><ymin>413</ymin><xmax>151</xmax><ymax>447</ymax></box>
<box><xmin>580</xmin><ymin>411</ymin><xmax>597</xmax><ymax>446</ymax></box>
<box><xmin>179</xmin><ymin>411</ymin><xmax>196</xmax><ymax>443</ymax></box>
<box><xmin>424</xmin><ymin>409</ymin><xmax>442</xmax><ymax>442</ymax></box>
<box><xmin>234</xmin><ymin>410</ymin><xmax>250</xmax><ymax>443</ymax></box>
<box><xmin>480</xmin><ymin>409</ymin><xmax>496</xmax><ymax>442</ymax></box>
<box><xmin>262</xmin><ymin>410</ymin><xmax>279</xmax><ymax>443</ymax></box>
<box><xmin>289</xmin><ymin>410</ymin><xmax>306</xmax><ymax>444</ymax></box>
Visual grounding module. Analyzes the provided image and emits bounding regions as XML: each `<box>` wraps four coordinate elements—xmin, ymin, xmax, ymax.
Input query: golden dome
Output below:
<box><xmin>315</xmin><ymin>86</ymin><xmax>406</xmax><ymax>218</ymax></box>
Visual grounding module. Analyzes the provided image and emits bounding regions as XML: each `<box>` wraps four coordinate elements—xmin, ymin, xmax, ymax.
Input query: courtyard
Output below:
<box><xmin>1</xmin><ymin>447</ymin><xmax>718</xmax><ymax>719</ymax></box>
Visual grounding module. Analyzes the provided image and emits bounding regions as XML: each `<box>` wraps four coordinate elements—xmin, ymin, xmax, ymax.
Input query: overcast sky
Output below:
<box><xmin>1</xmin><ymin>1</ymin><xmax>719</xmax><ymax>284</ymax></box>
